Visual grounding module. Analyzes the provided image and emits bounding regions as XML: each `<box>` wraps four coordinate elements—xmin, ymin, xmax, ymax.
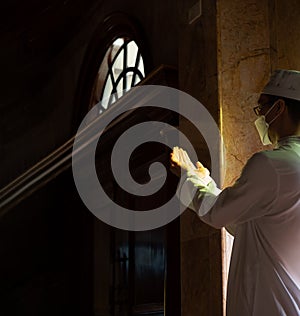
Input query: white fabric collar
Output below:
<box><xmin>277</xmin><ymin>135</ymin><xmax>300</xmax><ymax>147</ymax></box>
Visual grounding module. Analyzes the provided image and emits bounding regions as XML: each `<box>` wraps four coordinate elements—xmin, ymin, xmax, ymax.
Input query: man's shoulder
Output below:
<box><xmin>255</xmin><ymin>146</ymin><xmax>299</xmax><ymax>169</ymax></box>
<box><xmin>248</xmin><ymin>150</ymin><xmax>273</xmax><ymax>163</ymax></box>
<box><xmin>243</xmin><ymin>150</ymin><xmax>282</xmax><ymax>176</ymax></box>
<box><xmin>254</xmin><ymin>148</ymin><xmax>284</xmax><ymax>161</ymax></box>
<box><xmin>242</xmin><ymin>151</ymin><xmax>275</xmax><ymax>174</ymax></box>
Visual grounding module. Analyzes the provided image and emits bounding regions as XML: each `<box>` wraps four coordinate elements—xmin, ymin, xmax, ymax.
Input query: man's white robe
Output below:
<box><xmin>180</xmin><ymin>136</ymin><xmax>300</xmax><ymax>316</ymax></box>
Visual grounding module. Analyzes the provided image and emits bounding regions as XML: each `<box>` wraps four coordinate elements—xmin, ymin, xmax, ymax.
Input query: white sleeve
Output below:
<box><xmin>179</xmin><ymin>152</ymin><xmax>279</xmax><ymax>229</ymax></box>
<box><xmin>177</xmin><ymin>170</ymin><xmax>222</xmax><ymax>218</ymax></box>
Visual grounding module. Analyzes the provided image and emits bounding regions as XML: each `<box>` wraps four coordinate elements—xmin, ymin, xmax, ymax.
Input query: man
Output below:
<box><xmin>171</xmin><ymin>69</ymin><xmax>300</xmax><ymax>315</ymax></box>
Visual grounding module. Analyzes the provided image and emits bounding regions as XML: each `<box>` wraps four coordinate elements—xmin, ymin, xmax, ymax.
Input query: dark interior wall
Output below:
<box><xmin>0</xmin><ymin>0</ymin><xmax>178</xmax><ymax>188</ymax></box>
<box><xmin>0</xmin><ymin>1</ymin><xmax>179</xmax><ymax>315</ymax></box>
<box><xmin>177</xmin><ymin>0</ymin><xmax>223</xmax><ymax>315</ymax></box>
<box><xmin>0</xmin><ymin>168</ymin><xmax>95</xmax><ymax>316</ymax></box>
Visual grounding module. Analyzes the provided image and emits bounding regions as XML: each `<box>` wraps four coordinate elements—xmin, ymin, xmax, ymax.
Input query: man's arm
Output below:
<box><xmin>185</xmin><ymin>153</ymin><xmax>278</xmax><ymax>229</ymax></box>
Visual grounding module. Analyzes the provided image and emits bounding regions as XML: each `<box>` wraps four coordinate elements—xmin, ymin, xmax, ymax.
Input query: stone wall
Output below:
<box><xmin>217</xmin><ymin>0</ymin><xmax>271</xmax><ymax>187</ymax></box>
<box><xmin>217</xmin><ymin>0</ymin><xmax>300</xmax><ymax>187</ymax></box>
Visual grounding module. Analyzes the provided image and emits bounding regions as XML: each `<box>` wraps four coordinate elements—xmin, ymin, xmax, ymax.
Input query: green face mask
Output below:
<box><xmin>254</xmin><ymin>101</ymin><xmax>280</xmax><ymax>145</ymax></box>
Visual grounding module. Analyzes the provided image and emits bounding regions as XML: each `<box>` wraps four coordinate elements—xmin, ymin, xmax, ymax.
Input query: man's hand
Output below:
<box><xmin>170</xmin><ymin>146</ymin><xmax>196</xmax><ymax>175</ymax></box>
<box><xmin>194</xmin><ymin>161</ymin><xmax>210</xmax><ymax>179</ymax></box>
<box><xmin>170</xmin><ymin>147</ymin><xmax>211</xmax><ymax>184</ymax></box>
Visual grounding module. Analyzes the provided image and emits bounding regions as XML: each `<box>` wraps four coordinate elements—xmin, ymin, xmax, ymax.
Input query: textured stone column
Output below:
<box><xmin>217</xmin><ymin>0</ymin><xmax>271</xmax><ymax>188</ymax></box>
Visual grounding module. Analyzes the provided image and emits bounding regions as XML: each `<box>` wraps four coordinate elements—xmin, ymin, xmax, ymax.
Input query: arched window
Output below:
<box><xmin>90</xmin><ymin>38</ymin><xmax>145</xmax><ymax>114</ymax></box>
<box><xmin>73</xmin><ymin>13</ymin><xmax>149</xmax><ymax>130</ymax></box>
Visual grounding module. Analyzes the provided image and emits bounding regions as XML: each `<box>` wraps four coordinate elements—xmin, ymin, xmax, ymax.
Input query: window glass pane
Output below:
<box><xmin>113</xmin><ymin>38</ymin><xmax>124</xmax><ymax>47</ymax></box>
<box><xmin>127</xmin><ymin>41</ymin><xmax>139</xmax><ymax>68</ymax></box>
<box><xmin>127</xmin><ymin>71</ymin><xmax>134</xmax><ymax>88</ymax></box>
<box><xmin>110</xmin><ymin>38</ymin><xmax>125</xmax><ymax>62</ymax></box>
<box><xmin>101</xmin><ymin>76</ymin><xmax>113</xmax><ymax>109</ymax></box>
<box><xmin>134</xmin><ymin>73</ymin><xmax>143</xmax><ymax>86</ymax></box>
<box><xmin>138</xmin><ymin>57</ymin><xmax>145</xmax><ymax>78</ymax></box>
<box><xmin>113</xmin><ymin>50</ymin><xmax>124</xmax><ymax>79</ymax></box>
<box><xmin>116</xmin><ymin>78</ymin><xmax>124</xmax><ymax>99</ymax></box>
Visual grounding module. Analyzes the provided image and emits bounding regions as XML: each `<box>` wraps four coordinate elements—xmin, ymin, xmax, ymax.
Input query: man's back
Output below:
<box><xmin>227</xmin><ymin>136</ymin><xmax>300</xmax><ymax>315</ymax></box>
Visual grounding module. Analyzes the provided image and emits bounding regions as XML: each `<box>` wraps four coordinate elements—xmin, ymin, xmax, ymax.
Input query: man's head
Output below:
<box><xmin>255</xmin><ymin>70</ymin><xmax>300</xmax><ymax>144</ymax></box>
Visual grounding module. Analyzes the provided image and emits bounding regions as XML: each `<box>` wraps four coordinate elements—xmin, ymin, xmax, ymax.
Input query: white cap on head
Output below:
<box><xmin>262</xmin><ymin>69</ymin><xmax>300</xmax><ymax>101</ymax></box>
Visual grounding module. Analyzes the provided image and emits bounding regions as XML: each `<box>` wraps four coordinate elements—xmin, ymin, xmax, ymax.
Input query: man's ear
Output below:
<box><xmin>275</xmin><ymin>99</ymin><xmax>286</xmax><ymax>115</ymax></box>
